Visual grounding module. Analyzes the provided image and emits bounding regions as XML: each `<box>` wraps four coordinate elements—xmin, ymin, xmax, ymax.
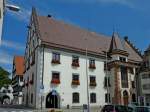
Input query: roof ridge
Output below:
<box><xmin>124</xmin><ymin>36</ymin><xmax>143</xmax><ymax>58</ymax></box>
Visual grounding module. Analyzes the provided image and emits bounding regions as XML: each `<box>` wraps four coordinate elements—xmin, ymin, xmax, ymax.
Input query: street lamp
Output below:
<box><xmin>0</xmin><ymin>0</ymin><xmax>20</xmax><ymax>44</ymax></box>
<box><xmin>5</xmin><ymin>4</ymin><xmax>20</xmax><ymax>12</ymax></box>
<box><xmin>4</xmin><ymin>0</ymin><xmax>20</xmax><ymax>12</ymax></box>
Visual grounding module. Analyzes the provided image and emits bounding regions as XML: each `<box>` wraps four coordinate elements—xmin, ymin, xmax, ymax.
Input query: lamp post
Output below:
<box><xmin>103</xmin><ymin>51</ymin><xmax>110</xmax><ymax>104</ymax></box>
<box><xmin>4</xmin><ymin>0</ymin><xmax>20</xmax><ymax>12</ymax></box>
<box><xmin>85</xmin><ymin>38</ymin><xmax>90</xmax><ymax>112</ymax></box>
<box><xmin>0</xmin><ymin>0</ymin><xmax>20</xmax><ymax>44</ymax></box>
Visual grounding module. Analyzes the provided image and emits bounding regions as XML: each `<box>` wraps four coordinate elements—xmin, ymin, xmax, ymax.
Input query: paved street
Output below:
<box><xmin>0</xmin><ymin>105</ymin><xmax>34</xmax><ymax>112</ymax></box>
<box><xmin>0</xmin><ymin>108</ymin><xmax>33</xmax><ymax>112</ymax></box>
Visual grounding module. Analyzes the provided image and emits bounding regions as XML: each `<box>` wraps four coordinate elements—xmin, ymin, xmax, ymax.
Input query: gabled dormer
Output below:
<box><xmin>109</xmin><ymin>32</ymin><xmax>129</xmax><ymax>62</ymax></box>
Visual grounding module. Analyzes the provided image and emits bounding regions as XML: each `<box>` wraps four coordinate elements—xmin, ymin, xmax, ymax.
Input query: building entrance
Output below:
<box><xmin>46</xmin><ymin>90</ymin><xmax>59</xmax><ymax>108</ymax></box>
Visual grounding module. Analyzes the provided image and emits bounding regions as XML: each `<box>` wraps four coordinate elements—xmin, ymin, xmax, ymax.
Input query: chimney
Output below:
<box><xmin>47</xmin><ymin>14</ymin><xmax>52</xmax><ymax>18</ymax></box>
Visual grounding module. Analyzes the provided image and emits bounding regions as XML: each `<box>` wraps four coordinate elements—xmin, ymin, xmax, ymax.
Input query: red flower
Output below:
<box><xmin>51</xmin><ymin>79</ymin><xmax>60</xmax><ymax>84</ymax></box>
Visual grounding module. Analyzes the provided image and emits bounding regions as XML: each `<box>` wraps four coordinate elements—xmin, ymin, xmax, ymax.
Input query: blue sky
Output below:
<box><xmin>0</xmin><ymin>0</ymin><xmax>150</xmax><ymax>74</ymax></box>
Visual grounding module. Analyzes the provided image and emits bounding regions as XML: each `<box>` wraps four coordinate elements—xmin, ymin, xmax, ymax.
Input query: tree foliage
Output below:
<box><xmin>0</xmin><ymin>67</ymin><xmax>11</xmax><ymax>89</ymax></box>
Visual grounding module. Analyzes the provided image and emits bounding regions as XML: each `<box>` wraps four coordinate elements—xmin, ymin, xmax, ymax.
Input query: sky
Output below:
<box><xmin>0</xmin><ymin>0</ymin><xmax>150</xmax><ymax>74</ymax></box>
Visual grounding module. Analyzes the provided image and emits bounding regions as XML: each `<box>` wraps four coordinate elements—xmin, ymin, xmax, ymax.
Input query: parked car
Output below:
<box><xmin>135</xmin><ymin>106</ymin><xmax>150</xmax><ymax>112</ymax></box>
<box><xmin>0</xmin><ymin>86</ymin><xmax>14</xmax><ymax>104</ymax></box>
<box><xmin>101</xmin><ymin>104</ymin><xmax>132</xmax><ymax>112</ymax></box>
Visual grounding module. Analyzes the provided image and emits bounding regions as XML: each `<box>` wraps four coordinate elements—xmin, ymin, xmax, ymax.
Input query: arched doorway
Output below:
<box><xmin>132</xmin><ymin>93</ymin><xmax>136</xmax><ymax>102</ymax></box>
<box><xmin>46</xmin><ymin>90</ymin><xmax>59</xmax><ymax>108</ymax></box>
<box><xmin>123</xmin><ymin>90</ymin><xmax>129</xmax><ymax>105</ymax></box>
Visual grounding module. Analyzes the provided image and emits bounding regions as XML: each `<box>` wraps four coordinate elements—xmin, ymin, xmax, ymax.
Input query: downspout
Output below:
<box><xmin>42</xmin><ymin>45</ymin><xmax>44</xmax><ymax>89</ymax></box>
<box><xmin>41</xmin><ymin>45</ymin><xmax>44</xmax><ymax>109</ymax></box>
<box><xmin>35</xmin><ymin>46</ymin><xmax>38</xmax><ymax>109</ymax></box>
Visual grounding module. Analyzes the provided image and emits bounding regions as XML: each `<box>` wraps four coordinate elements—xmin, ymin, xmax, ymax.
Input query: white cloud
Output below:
<box><xmin>0</xmin><ymin>50</ymin><xmax>12</xmax><ymax>65</ymax></box>
<box><xmin>7</xmin><ymin>7</ymin><xmax>31</xmax><ymax>23</ymax></box>
<box><xmin>61</xmin><ymin>0</ymin><xmax>134</xmax><ymax>8</ymax></box>
<box><xmin>1</xmin><ymin>40</ymin><xmax>25</xmax><ymax>51</ymax></box>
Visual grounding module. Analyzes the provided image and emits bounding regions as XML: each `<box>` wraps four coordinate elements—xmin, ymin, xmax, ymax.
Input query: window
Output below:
<box><xmin>72</xmin><ymin>92</ymin><xmax>79</xmax><ymax>103</ymax></box>
<box><xmin>72</xmin><ymin>56</ymin><xmax>79</xmax><ymax>67</ymax></box>
<box><xmin>119</xmin><ymin>57</ymin><xmax>126</xmax><ymax>62</ymax></box>
<box><xmin>104</xmin><ymin>77</ymin><xmax>111</xmax><ymax>88</ymax></box>
<box><xmin>30</xmin><ymin>73</ymin><xmax>34</xmax><ymax>84</ymax></box>
<box><xmin>31</xmin><ymin>93</ymin><xmax>33</xmax><ymax>104</ymax></box>
<box><xmin>51</xmin><ymin>52</ymin><xmax>60</xmax><ymax>64</ymax></box>
<box><xmin>20</xmin><ymin>77</ymin><xmax>23</xmax><ymax>82</ymax></box>
<box><xmin>90</xmin><ymin>93</ymin><xmax>96</xmax><ymax>103</ymax></box>
<box><xmin>128</xmin><ymin>67</ymin><xmax>134</xmax><ymax>74</ymax></box>
<box><xmin>105</xmin><ymin>93</ymin><xmax>111</xmax><ymax>103</ymax></box>
<box><xmin>143</xmin><ymin>84</ymin><xmax>150</xmax><ymax>90</ymax></box>
<box><xmin>51</xmin><ymin>72</ymin><xmax>60</xmax><ymax>84</ymax></box>
<box><xmin>89</xmin><ymin>59</ymin><xmax>96</xmax><ymax>69</ymax></box>
<box><xmin>27</xmin><ymin>59</ymin><xmax>30</xmax><ymax>70</ymax></box>
<box><xmin>131</xmin><ymin>81</ymin><xmax>135</xmax><ymax>88</ymax></box>
<box><xmin>121</xmin><ymin>66</ymin><xmax>128</xmax><ymax>88</ymax></box>
<box><xmin>90</xmin><ymin>76</ymin><xmax>96</xmax><ymax>86</ymax></box>
<box><xmin>142</xmin><ymin>74</ymin><xmax>150</xmax><ymax>79</ymax></box>
<box><xmin>31</xmin><ymin>53</ymin><xmax>35</xmax><ymax>65</ymax></box>
<box><xmin>22</xmin><ymin>94</ymin><xmax>24</xmax><ymax>102</ymax></box>
<box><xmin>72</xmin><ymin>74</ymin><xmax>80</xmax><ymax>85</ymax></box>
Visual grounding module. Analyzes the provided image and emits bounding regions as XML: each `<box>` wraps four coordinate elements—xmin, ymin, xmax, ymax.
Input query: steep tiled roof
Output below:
<box><xmin>109</xmin><ymin>32</ymin><xmax>125</xmax><ymax>52</ymax></box>
<box><xmin>35</xmin><ymin>15</ymin><xmax>142</xmax><ymax>62</ymax></box>
<box><xmin>13</xmin><ymin>56</ymin><xmax>24</xmax><ymax>75</ymax></box>
<box><xmin>37</xmin><ymin>16</ymin><xmax>110</xmax><ymax>54</ymax></box>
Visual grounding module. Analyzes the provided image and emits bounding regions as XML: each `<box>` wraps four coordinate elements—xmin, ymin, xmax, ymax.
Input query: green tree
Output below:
<box><xmin>0</xmin><ymin>67</ymin><xmax>11</xmax><ymax>88</ymax></box>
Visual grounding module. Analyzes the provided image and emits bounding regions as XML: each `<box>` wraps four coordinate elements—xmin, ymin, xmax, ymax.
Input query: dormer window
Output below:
<box><xmin>119</xmin><ymin>57</ymin><xmax>126</xmax><ymax>62</ymax></box>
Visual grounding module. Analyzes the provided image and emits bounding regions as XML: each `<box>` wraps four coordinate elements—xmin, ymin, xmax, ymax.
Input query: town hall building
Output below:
<box><xmin>22</xmin><ymin>8</ymin><xmax>143</xmax><ymax>109</ymax></box>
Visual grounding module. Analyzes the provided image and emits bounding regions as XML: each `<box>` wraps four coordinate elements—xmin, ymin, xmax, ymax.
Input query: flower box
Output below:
<box><xmin>89</xmin><ymin>64</ymin><xmax>96</xmax><ymax>69</ymax></box>
<box><xmin>51</xmin><ymin>60</ymin><xmax>60</xmax><ymax>64</ymax></box>
<box><xmin>51</xmin><ymin>79</ymin><xmax>60</xmax><ymax>84</ymax></box>
<box><xmin>72</xmin><ymin>80</ymin><xmax>80</xmax><ymax>85</ymax></box>
<box><xmin>72</xmin><ymin>62</ymin><xmax>79</xmax><ymax>67</ymax></box>
<box><xmin>90</xmin><ymin>82</ymin><xmax>97</xmax><ymax>87</ymax></box>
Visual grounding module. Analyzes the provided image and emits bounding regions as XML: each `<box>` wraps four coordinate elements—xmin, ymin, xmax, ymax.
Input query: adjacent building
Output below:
<box><xmin>12</xmin><ymin>56</ymin><xmax>25</xmax><ymax>105</ymax></box>
<box><xmin>22</xmin><ymin>8</ymin><xmax>142</xmax><ymax>109</ymax></box>
<box><xmin>137</xmin><ymin>45</ymin><xmax>150</xmax><ymax>106</ymax></box>
<box><xmin>106</xmin><ymin>36</ymin><xmax>142</xmax><ymax>105</ymax></box>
